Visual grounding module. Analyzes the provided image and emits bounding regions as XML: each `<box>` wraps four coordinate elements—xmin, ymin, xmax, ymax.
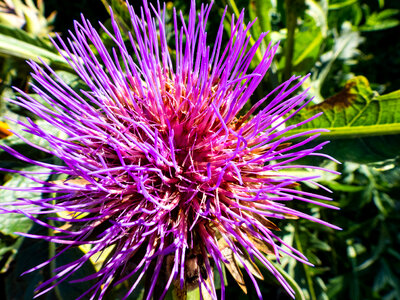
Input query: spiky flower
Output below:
<box><xmin>0</xmin><ymin>1</ymin><xmax>339</xmax><ymax>299</ymax></box>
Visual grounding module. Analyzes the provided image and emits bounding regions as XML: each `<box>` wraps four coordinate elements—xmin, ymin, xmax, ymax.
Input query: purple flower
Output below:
<box><xmin>0</xmin><ymin>1</ymin><xmax>340</xmax><ymax>299</ymax></box>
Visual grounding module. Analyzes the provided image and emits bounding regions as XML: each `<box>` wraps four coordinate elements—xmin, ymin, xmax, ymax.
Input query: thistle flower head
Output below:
<box><xmin>0</xmin><ymin>1</ymin><xmax>339</xmax><ymax>299</ymax></box>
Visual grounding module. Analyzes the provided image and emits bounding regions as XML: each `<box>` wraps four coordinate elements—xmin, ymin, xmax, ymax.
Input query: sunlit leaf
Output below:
<box><xmin>328</xmin><ymin>0</ymin><xmax>358</xmax><ymax>10</ymax></box>
<box><xmin>0</xmin><ymin>166</ymin><xmax>50</xmax><ymax>237</ymax></box>
<box><xmin>0</xmin><ymin>24</ymin><xmax>69</xmax><ymax>68</ymax></box>
<box><xmin>291</xmin><ymin>0</ymin><xmax>327</xmax><ymax>73</ymax></box>
<box><xmin>287</xmin><ymin>76</ymin><xmax>400</xmax><ymax>162</ymax></box>
<box><xmin>360</xmin><ymin>9</ymin><xmax>400</xmax><ymax>32</ymax></box>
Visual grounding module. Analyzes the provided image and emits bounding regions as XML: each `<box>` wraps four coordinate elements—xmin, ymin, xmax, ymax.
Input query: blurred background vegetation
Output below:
<box><xmin>0</xmin><ymin>0</ymin><xmax>399</xmax><ymax>299</ymax></box>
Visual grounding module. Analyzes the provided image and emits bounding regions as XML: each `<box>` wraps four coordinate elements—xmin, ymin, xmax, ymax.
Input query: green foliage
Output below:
<box><xmin>0</xmin><ymin>24</ymin><xmax>70</xmax><ymax>68</ymax></box>
<box><xmin>322</xmin><ymin>162</ymin><xmax>400</xmax><ymax>300</ymax></box>
<box><xmin>360</xmin><ymin>8</ymin><xmax>400</xmax><ymax>31</ymax></box>
<box><xmin>4</xmin><ymin>223</ymin><xmax>98</xmax><ymax>300</ymax></box>
<box><xmin>287</xmin><ymin>76</ymin><xmax>400</xmax><ymax>162</ymax></box>
<box><xmin>0</xmin><ymin>167</ymin><xmax>48</xmax><ymax>237</ymax></box>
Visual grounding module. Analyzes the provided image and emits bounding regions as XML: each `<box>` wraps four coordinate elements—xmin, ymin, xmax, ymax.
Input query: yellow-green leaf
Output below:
<box><xmin>286</xmin><ymin>76</ymin><xmax>400</xmax><ymax>162</ymax></box>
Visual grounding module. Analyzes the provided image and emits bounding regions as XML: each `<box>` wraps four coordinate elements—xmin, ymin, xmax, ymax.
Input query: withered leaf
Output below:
<box><xmin>172</xmin><ymin>279</ymin><xmax>187</xmax><ymax>300</ymax></box>
<box><xmin>217</xmin><ymin>238</ymin><xmax>247</xmax><ymax>294</ymax></box>
<box><xmin>50</xmin><ymin>178</ymin><xmax>91</xmax><ymax>187</ymax></box>
<box><xmin>248</xmin><ymin>235</ymin><xmax>277</xmax><ymax>256</ymax></box>
<box><xmin>235</xmin><ymin>250</ymin><xmax>264</xmax><ymax>281</ymax></box>
<box><xmin>200</xmin><ymin>277</ymin><xmax>214</xmax><ymax>300</ymax></box>
<box><xmin>253</xmin><ymin>214</ymin><xmax>281</xmax><ymax>231</ymax></box>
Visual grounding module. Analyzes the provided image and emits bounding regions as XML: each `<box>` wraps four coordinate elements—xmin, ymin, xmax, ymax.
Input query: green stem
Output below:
<box><xmin>49</xmin><ymin>176</ymin><xmax>63</xmax><ymax>300</ymax></box>
<box><xmin>347</xmin><ymin>242</ymin><xmax>360</xmax><ymax>300</ymax></box>
<box><xmin>273</xmin><ymin>262</ymin><xmax>306</xmax><ymax>300</ymax></box>
<box><xmin>49</xmin><ymin>217</ymin><xmax>63</xmax><ymax>300</ymax></box>
<box><xmin>294</xmin><ymin>223</ymin><xmax>316</xmax><ymax>300</ymax></box>
<box><xmin>228</xmin><ymin>0</ymin><xmax>280</xmax><ymax>91</ymax></box>
<box><xmin>283</xmin><ymin>0</ymin><xmax>298</xmax><ymax>81</ymax></box>
<box><xmin>254</xmin><ymin>0</ymin><xmax>272</xmax><ymax>41</ymax></box>
<box><xmin>282</xmin><ymin>122</ymin><xmax>400</xmax><ymax>140</ymax></box>
<box><xmin>228</xmin><ymin>0</ymin><xmax>264</xmax><ymax>64</ymax></box>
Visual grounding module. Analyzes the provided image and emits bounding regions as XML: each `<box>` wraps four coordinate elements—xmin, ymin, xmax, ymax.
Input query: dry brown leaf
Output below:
<box><xmin>248</xmin><ymin>235</ymin><xmax>277</xmax><ymax>256</ymax></box>
<box><xmin>253</xmin><ymin>214</ymin><xmax>281</xmax><ymax>231</ymax></box>
<box><xmin>236</xmin><ymin>251</ymin><xmax>264</xmax><ymax>281</ymax></box>
<box><xmin>50</xmin><ymin>178</ymin><xmax>91</xmax><ymax>187</ymax></box>
<box><xmin>218</xmin><ymin>238</ymin><xmax>247</xmax><ymax>294</ymax></box>
<box><xmin>172</xmin><ymin>279</ymin><xmax>187</xmax><ymax>300</ymax></box>
<box><xmin>200</xmin><ymin>276</ymin><xmax>214</xmax><ymax>300</ymax></box>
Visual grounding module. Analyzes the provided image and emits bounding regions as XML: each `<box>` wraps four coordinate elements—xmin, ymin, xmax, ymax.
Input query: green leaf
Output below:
<box><xmin>100</xmin><ymin>0</ymin><xmax>132</xmax><ymax>36</ymax></box>
<box><xmin>0</xmin><ymin>232</ymin><xmax>23</xmax><ymax>273</ymax></box>
<box><xmin>0</xmin><ymin>23</ymin><xmax>55</xmax><ymax>52</ymax></box>
<box><xmin>326</xmin><ymin>275</ymin><xmax>347</xmax><ymax>298</ymax></box>
<box><xmin>0</xmin><ymin>24</ymin><xmax>70</xmax><ymax>69</ymax></box>
<box><xmin>272</xmin><ymin>260</ymin><xmax>307</xmax><ymax>300</ymax></box>
<box><xmin>248</xmin><ymin>0</ymin><xmax>273</xmax><ymax>48</ymax></box>
<box><xmin>310</xmin><ymin>24</ymin><xmax>364</xmax><ymax>101</ymax></box>
<box><xmin>292</xmin><ymin>1</ymin><xmax>325</xmax><ymax>74</ymax></box>
<box><xmin>360</xmin><ymin>9</ymin><xmax>400</xmax><ymax>32</ymax></box>
<box><xmin>226</xmin><ymin>0</ymin><xmax>265</xmax><ymax>65</ymax></box>
<box><xmin>287</xmin><ymin>76</ymin><xmax>400</xmax><ymax>162</ymax></box>
<box><xmin>4</xmin><ymin>222</ymin><xmax>97</xmax><ymax>300</ymax></box>
<box><xmin>4</xmin><ymin>224</ymin><xmax>49</xmax><ymax>300</ymax></box>
<box><xmin>56</xmin><ymin>247</ymin><xmax>98</xmax><ymax>299</ymax></box>
<box><xmin>0</xmin><ymin>165</ymin><xmax>50</xmax><ymax>237</ymax></box>
<box><xmin>187</xmin><ymin>287</ymin><xmax>200</xmax><ymax>300</ymax></box>
<box><xmin>0</xmin><ymin>118</ymin><xmax>68</xmax><ymax>168</ymax></box>
<box><xmin>381</xmin><ymin>259</ymin><xmax>400</xmax><ymax>299</ymax></box>
<box><xmin>373</xmin><ymin>265</ymin><xmax>388</xmax><ymax>294</ymax></box>
<box><xmin>328</xmin><ymin>0</ymin><xmax>358</xmax><ymax>10</ymax></box>
<box><xmin>324</xmin><ymin>181</ymin><xmax>365</xmax><ymax>192</ymax></box>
